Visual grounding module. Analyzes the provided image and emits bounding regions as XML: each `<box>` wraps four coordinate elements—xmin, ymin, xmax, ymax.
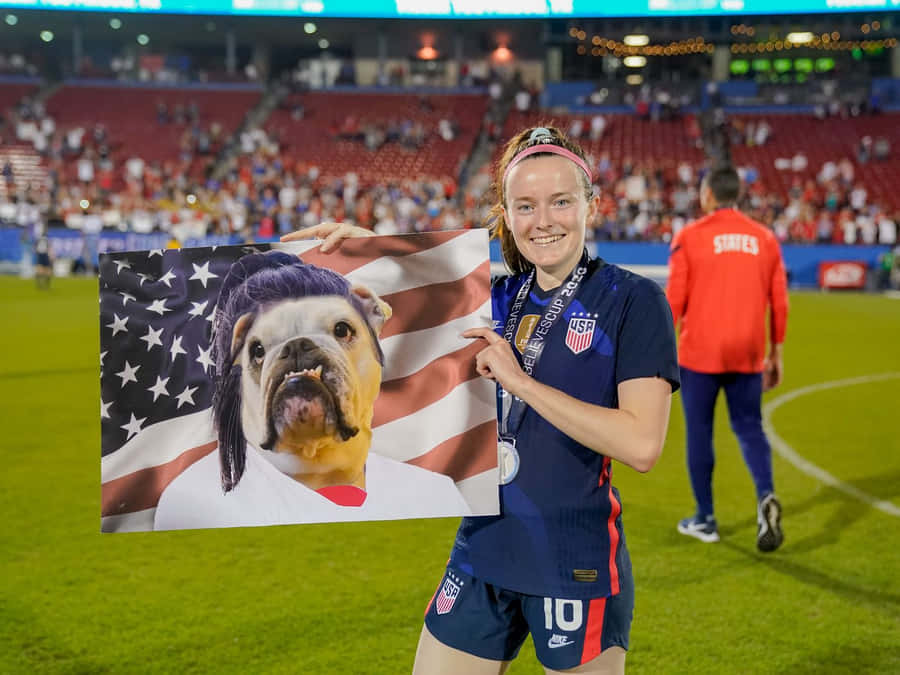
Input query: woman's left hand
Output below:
<box><xmin>461</xmin><ymin>327</ymin><xmax>530</xmax><ymax>397</ymax></box>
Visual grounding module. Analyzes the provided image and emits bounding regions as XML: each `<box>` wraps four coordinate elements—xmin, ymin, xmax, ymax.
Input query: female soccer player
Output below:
<box><xmin>284</xmin><ymin>125</ymin><xmax>679</xmax><ymax>675</ymax></box>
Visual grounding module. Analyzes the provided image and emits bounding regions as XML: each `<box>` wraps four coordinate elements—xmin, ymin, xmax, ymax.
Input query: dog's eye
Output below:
<box><xmin>333</xmin><ymin>321</ymin><xmax>355</xmax><ymax>341</ymax></box>
<box><xmin>250</xmin><ymin>341</ymin><xmax>265</xmax><ymax>362</ymax></box>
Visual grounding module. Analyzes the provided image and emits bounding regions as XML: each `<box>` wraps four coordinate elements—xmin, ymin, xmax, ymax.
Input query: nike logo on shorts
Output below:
<box><xmin>548</xmin><ymin>634</ymin><xmax>575</xmax><ymax>649</ymax></box>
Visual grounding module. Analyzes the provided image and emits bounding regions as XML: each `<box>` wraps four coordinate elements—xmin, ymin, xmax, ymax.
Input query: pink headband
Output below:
<box><xmin>503</xmin><ymin>144</ymin><xmax>593</xmax><ymax>189</ymax></box>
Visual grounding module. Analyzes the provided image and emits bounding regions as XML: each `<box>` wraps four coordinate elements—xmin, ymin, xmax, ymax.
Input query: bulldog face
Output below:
<box><xmin>230</xmin><ymin>289</ymin><xmax>390</xmax><ymax>489</ymax></box>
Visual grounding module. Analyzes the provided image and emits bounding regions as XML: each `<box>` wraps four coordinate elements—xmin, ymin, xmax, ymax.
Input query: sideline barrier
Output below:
<box><xmin>0</xmin><ymin>227</ymin><xmax>890</xmax><ymax>288</ymax></box>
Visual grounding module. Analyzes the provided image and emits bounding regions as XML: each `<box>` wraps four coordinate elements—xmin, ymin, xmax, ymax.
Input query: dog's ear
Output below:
<box><xmin>230</xmin><ymin>312</ymin><xmax>255</xmax><ymax>365</ymax></box>
<box><xmin>351</xmin><ymin>285</ymin><xmax>392</xmax><ymax>336</ymax></box>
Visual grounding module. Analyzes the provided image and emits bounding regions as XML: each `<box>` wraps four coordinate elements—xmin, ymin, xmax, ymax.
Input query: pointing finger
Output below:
<box><xmin>462</xmin><ymin>327</ymin><xmax>503</xmax><ymax>343</ymax></box>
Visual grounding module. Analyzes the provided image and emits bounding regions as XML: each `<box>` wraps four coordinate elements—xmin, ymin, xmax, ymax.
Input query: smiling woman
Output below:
<box><xmin>282</xmin><ymin>125</ymin><xmax>682</xmax><ymax>675</ymax></box>
<box><xmin>406</xmin><ymin>125</ymin><xmax>682</xmax><ymax>675</ymax></box>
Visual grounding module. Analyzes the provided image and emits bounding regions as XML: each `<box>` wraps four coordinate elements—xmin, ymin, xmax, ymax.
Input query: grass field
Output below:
<box><xmin>2</xmin><ymin>276</ymin><xmax>899</xmax><ymax>674</ymax></box>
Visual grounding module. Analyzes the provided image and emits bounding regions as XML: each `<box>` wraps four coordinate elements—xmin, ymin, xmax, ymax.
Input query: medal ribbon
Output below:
<box><xmin>497</xmin><ymin>250</ymin><xmax>590</xmax><ymax>441</ymax></box>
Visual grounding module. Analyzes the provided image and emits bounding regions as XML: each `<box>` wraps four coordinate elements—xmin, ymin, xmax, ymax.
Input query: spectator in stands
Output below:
<box><xmin>877</xmin><ymin>211</ymin><xmax>897</xmax><ymax>246</ymax></box>
<box><xmin>513</xmin><ymin>86</ymin><xmax>531</xmax><ymax>113</ymax></box>
<box><xmin>668</xmin><ymin>163</ymin><xmax>788</xmax><ymax>553</ymax></box>
<box><xmin>567</xmin><ymin>117</ymin><xmax>584</xmax><ymax>140</ymax></box>
<box><xmin>857</xmin><ymin>136</ymin><xmax>873</xmax><ymax>164</ymax></box>
<box><xmin>590</xmin><ymin>113</ymin><xmax>606</xmax><ymax>141</ymax></box>
<box><xmin>850</xmin><ymin>182</ymin><xmax>868</xmax><ymax>212</ymax></box>
<box><xmin>838</xmin><ymin>158</ymin><xmax>855</xmax><ymax>186</ymax></box>
<box><xmin>1</xmin><ymin>160</ymin><xmax>12</xmax><ymax>189</ymax></box>
<box><xmin>437</xmin><ymin>118</ymin><xmax>456</xmax><ymax>142</ymax></box>
<box><xmin>754</xmin><ymin>120</ymin><xmax>771</xmax><ymax>147</ymax></box>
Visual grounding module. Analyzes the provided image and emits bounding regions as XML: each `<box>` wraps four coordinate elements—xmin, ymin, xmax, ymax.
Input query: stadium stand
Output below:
<box><xmin>1</xmin><ymin>6</ymin><xmax>899</xmax><ymax>279</ymax></box>
<box><xmin>44</xmin><ymin>84</ymin><xmax>261</xmax><ymax>160</ymax></box>
<box><xmin>265</xmin><ymin>91</ymin><xmax>487</xmax><ymax>183</ymax></box>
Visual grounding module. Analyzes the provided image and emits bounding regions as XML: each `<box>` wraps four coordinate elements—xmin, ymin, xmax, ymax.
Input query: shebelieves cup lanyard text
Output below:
<box><xmin>498</xmin><ymin>251</ymin><xmax>590</xmax><ymax>440</ymax></box>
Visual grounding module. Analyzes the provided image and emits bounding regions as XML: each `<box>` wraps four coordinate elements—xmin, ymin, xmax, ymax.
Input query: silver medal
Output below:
<box><xmin>498</xmin><ymin>440</ymin><xmax>520</xmax><ymax>485</ymax></box>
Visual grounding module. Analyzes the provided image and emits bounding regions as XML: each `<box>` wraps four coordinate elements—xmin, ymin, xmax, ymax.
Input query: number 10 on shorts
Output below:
<box><xmin>543</xmin><ymin>598</ymin><xmax>584</xmax><ymax>631</ymax></box>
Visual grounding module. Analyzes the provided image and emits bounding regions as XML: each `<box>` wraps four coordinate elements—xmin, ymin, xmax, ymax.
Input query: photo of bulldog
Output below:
<box><xmin>217</xmin><ymin>251</ymin><xmax>391</xmax><ymax>494</ymax></box>
<box><xmin>153</xmin><ymin>249</ymin><xmax>473</xmax><ymax>529</ymax></box>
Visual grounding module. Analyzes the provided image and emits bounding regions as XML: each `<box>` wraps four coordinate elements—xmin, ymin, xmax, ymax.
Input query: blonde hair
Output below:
<box><xmin>487</xmin><ymin>125</ymin><xmax>593</xmax><ymax>275</ymax></box>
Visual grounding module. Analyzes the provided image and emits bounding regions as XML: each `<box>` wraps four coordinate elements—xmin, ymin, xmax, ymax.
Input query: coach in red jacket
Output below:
<box><xmin>667</xmin><ymin>164</ymin><xmax>789</xmax><ymax>552</ymax></box>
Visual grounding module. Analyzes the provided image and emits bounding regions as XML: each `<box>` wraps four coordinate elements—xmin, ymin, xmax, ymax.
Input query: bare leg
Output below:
<box><xmin>412</xmin><ymin>624</ymin><xmax>511</xmax><ymax>675</ymax></box>
<box><xmin>545</xmin><ymin>646</ymin><xmax>625</xmax><ymax>675</ymax></box>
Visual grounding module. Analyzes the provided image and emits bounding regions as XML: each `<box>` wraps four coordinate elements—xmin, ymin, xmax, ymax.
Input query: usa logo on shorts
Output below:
<box><xmin>435</xmin><ymin>576</ymin><xmax>461</xmax><ymax>615</ymax></box>
<box><xmin>566</xmin><ymin>317</ymin><xmax>595</xmax><ymax>355</ymax></box>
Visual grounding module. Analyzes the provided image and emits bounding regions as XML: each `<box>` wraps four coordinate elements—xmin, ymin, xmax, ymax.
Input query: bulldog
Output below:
<box><xmin>212</xmin><ymin>251</ymin><xmax>390</xmax><ymax>494</ymax></box>
<box><xmin>230</xmin><ymin>291</ymin><xmax>390</xmax><ymax>491</ymax></box>
<box><xmin>152</xmin><ymin>249</ymin><xmax>475</xmax><ymax>531</ymax></box>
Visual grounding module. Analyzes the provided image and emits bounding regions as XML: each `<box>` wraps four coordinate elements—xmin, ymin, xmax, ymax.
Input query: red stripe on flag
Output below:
<box><xmin>294</xmin><ymin>231</ymin><xmax>470</xmax><ymax>276</ymax></box>
<box><xmin>373</xmin><ymin>342</ymin><xmax>482</xmax><ymax>427</ymax></box>
<box><xmin>580</xmin><ymin>596</ymin><xmax>608</xmax><ymax>665</ymax></box>
<box><xmin>379</xmin><ymin>261</ymin><xmax>491</xmax><ymax>339</ymax></box>
<box><xmin>605</xmin><ymin>457</ymin><xmax>621</xmax><ymax>595</ymax></box>
<box><xmin>101</xmin><ymin>442</ymin><xmax>217</xmax><ymax>517</ymax></box>
<box><xmin>405</xmin><ymin>420</ymin><xmax>497</xmax><ymax>482</ymax></box>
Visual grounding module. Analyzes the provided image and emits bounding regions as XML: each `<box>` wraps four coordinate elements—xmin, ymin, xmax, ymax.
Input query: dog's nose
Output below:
<box><xmin>280</xmin><ymin>337</ymin><xmax>319</xmax><ymax>360</ymax></box>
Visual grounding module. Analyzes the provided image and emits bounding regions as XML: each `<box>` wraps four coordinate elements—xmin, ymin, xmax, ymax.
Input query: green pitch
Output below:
<box><xmin>2</xmin><ymin>277</ymin><xmax>899</xmax><ymax>674</ymax></box>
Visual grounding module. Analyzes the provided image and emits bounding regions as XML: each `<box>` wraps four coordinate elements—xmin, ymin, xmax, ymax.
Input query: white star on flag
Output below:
<box><xmin>188</xmin><ymin>300</ymin><xmax>209</xmax><ymax>318</ymax></box>
<box><xmin>116</xmin><ymin>361</ymin><xmax>140</xmax><ymax>387</ymax></box>
<box><xmin>106</xmin><ymin>314</ymin><xmax>129</xmax><ymax>336</ymax></box>
<box><xmin>147</xmin><ymin>298</ymin><xmax>172</xmax><ymax>316</ymax></box>
<box><xmin>119</xmin><ymin>291</ymin><xmax>136</xmax><ymax>306</ymax></box>
<box><xmin>100</xmin><ymin>351</ymin><xmax>107</xmax><ymax>366</ymax></box>
<box><xmin>189</xmin><ymin>261</ymin><xmax>219</xmax><ymax>288</ymax></box>
<box><xmin>114</xmin><ymin>259</ymin><xmax>132</xmax><ymax>274</ymax></box>
<box><xmin>140</xmin><ymin>325</ymin><xmax>164</xmax><ymax>351</ymax></box>
<box><xmin>196</xmin><ymin>345</ymin><xmax>215</xmax><ymax>374</ymax></box>
<box><xmin>175</xmin><ymin>385</ymin><xmax>198</xmax><ymax>409</ymax></box>
<box><xmin>137</xmin><ymin>273</ymin><xmax>153</xmax><ymax>286</ymax></box>
<box><xmin>206</xmin><ymin>305</ymin><xmax>216</xmax><ymax>323</ymax></box>
<box><xmin>101</xmin><ymin>399</ymin><xmax>112</xmax><ymax>419</ymax></box>
<box><xmin>158</xmin><ymin>268</ymin><xmax>176</xmax><ymax>288</ymax></box>
<box><xmin>121</xmin><ymin>413</ymin><xmax>147</xmax><ymax>440</ymax></box>
<box><xmin>170</xmin><ymin>335</ymin><xmax>187</xmax><ymax>360</ymax></box>
<box><xmin>148</xmin><ymin>249</ymin><xmax>164</xmax><ymax>257</ymax></box>
<box><xmin>148</xmin><ymin>376</ymin><xmax>171</xmax><ymax>402</ymax></box>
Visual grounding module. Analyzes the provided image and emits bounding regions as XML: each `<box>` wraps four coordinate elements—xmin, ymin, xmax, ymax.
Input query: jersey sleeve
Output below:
<box><xmin>616</xmin><ymin>279</ymin><xmax>680</xmax><ymax>393</ymax></box>
<box><xmin>666</xmin><ymin>228</ymin><xmax>689</xmax><ymax>326</ymax></box>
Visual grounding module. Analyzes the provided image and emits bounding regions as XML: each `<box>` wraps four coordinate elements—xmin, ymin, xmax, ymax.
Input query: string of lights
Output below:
<box><xmin>568</xmin><ymin>20</ymin><xmax>896</xmax><ymax>58</ymax></box>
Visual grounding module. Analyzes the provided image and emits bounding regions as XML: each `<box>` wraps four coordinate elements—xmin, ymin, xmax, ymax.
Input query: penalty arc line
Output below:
<box><xmin>762</xmin><ymin>372</ymin><xmax>900</xmax><ymax>518</ymax></box>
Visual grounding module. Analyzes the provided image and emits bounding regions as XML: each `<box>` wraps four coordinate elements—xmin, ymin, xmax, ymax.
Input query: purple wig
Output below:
<box><xmin>213</xmin><ymin>250</ymin><xmax>383</xmax><ymax>492</ymax></box>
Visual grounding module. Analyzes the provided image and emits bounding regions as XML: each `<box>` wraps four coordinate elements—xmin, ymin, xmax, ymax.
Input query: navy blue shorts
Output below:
<box><xmin>424</xmin><ymin>565</ymin><xmax>633</xmax><ymax>670</ymax></box>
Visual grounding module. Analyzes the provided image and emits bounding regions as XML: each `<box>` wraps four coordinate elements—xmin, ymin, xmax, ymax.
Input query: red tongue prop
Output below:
<box><xmin>316</xmin><ymin>485</ymin><xmax>367</xmax><ymax>507</ymax></box>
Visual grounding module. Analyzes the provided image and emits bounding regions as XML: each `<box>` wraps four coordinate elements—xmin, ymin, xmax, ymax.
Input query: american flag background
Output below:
<box><xmin>99</xmin><ymin>230</ymin><xmax>498</xmax><ymax>532</ymax></box>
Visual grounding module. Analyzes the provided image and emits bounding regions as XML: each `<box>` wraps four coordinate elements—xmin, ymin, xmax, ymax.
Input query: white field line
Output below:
<box><xmin>762</xmin><ymin>373</ymin><xmax>900</xmax><ymax>518</ymax></box>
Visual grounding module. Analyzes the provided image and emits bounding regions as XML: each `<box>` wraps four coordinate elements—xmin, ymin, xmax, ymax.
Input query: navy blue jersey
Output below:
<box><xmin>450</xmin><ymin>258</ymin><xmax>679</xmax><ymax>600</ymax></box>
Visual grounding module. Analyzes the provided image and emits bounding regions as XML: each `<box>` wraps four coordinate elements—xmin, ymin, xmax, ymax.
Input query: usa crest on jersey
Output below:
<box><xmin>565</xmin><ymin>317</ymin><xmax>595</xmax><ymax>354</ymax></box>
<box><xmin>436</xmin><ymin>574</ymin><xmax>462</xmax><ymax>615</ymax></box>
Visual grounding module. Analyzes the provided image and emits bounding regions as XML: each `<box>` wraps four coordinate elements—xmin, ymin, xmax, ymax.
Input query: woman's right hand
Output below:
<box><xmin>280</xmin><ymin>222</ymin><xmax>375</xmax><ymax>253</ymax></box>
